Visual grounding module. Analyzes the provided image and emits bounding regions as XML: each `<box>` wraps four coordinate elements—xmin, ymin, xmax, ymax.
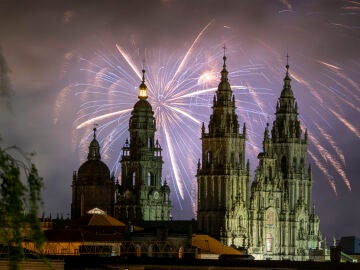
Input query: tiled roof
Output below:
<box><xmin>192</xmin><ymin>234</ymin><xmax>243</xmax><ymax>255</ymax></box>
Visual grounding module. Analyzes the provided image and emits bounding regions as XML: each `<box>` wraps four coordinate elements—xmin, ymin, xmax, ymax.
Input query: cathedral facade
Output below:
<box><xmin>197</xmin><ymin>55</ymin><xmax>322</xmax><ymax>260</ymax></box>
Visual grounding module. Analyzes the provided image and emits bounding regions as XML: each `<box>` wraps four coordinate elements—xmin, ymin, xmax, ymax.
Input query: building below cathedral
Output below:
<box><xmin>71</xmin><ymin>52</ymin><xmax>324</xmax><ymax>261</ymax></box>
<box><xmin>197</xmin><ymin>54</ymin><xmax>323</xmax><ymax>260</ymax></box>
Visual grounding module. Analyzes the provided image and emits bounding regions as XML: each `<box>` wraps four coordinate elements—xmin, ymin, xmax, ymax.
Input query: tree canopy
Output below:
<box><xmin>0</xmin><ymin>139</ymin><xmax>44</xmax><ymax>270</ymax></box>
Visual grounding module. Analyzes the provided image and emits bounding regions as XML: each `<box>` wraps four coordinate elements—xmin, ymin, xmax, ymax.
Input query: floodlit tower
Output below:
<box><xmin>248</xmin><ymin>59</ymin><xmax>322</xmax><ymax>260</ymax></box>
<box><xmin>115</xmin><ymin>70</ymin><xmax>171</xmax><ymax>222</ymax></box>
<box><xmin>197</xmin><ymin>52</ymin><xmax>251</xmax><ymax>246</ymax></box>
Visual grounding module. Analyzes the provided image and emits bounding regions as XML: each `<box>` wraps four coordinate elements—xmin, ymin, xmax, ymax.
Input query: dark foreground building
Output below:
<box><xmin>71</xmin><ymin>128</ymin><xmax>115</xmax><ymax>219</ymax></box>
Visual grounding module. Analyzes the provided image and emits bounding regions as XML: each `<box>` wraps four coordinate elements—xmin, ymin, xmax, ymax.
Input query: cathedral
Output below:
<box><xmin>71</xmin><ymin>51</ymin><xmax>322</xmax><ymax>260</ymax></box>
<box><xmin>197</xmin><ymin>54</ymin><xmax>322</xmax><ymax>260</ymax></box>
<box><xmin>72</xmin><ymin>69</ymin><xmax>171</xmax><ymax>223</ymax></box>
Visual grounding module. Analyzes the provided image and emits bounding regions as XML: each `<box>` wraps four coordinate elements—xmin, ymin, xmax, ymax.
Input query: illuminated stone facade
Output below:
<box><xmin>114</xmin><ymin>70</ymin><xmax>171</xmax><ymax>222</ymax></box>
<box><xmin>197</xmin><ymin>56</ymin><xmax>322</xmax><ymax>260</ymax></box>
<box><xmin>197</xmin><ymin>54</ymin><xmax>250</xmax><ymax>241</ymax></box>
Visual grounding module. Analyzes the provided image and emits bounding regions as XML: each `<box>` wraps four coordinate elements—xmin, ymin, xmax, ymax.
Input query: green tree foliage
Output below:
<box><xmin>0</xmin><ymin>138</ymin><xmax>44</xmax><ymax>270</ymax></box>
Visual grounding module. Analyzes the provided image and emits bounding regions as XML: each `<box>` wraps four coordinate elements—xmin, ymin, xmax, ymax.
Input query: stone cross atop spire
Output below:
<box><xmin>221</xmin><ymin>45</ymin><xmax>229</xmax><ymax>81</ymax></box>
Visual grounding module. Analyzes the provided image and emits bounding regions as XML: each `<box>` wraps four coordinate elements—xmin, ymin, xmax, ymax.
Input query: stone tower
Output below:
<box><xmin>196</xmin><ymin>54</ymin><xmax>323</xmax><ymax>260</ymax></box>
<box><xmin>115</xmin><ymin>70</ymin><xmax>171</xmax><ymax>222</ymax></box>
<box><xmin>71</xmin><ymin>128</ymin><xmax>115</xmax><ymax>219</ymax></box>
<box><xmin>197</xmin><ymin>53</ymin><xmax>251</xmax><ymax>244</ymax></box>
<box><xmin>248</xmin><ymin>61</ymin><xmax>322</xmax><ymax>260</ymax></box>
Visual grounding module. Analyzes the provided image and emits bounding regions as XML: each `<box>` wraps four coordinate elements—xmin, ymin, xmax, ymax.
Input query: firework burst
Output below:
<box><xmin>55</xmin><ymin>20</ymin><xmax>357</xmax><ymax>217</ymax></box>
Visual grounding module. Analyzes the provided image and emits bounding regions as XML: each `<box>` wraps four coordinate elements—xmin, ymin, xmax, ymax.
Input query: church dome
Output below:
<box><xmin>77</xmin><ymin>159</ymin><xmax>110</xmax><ymax>185</ymax></box>
<box><xmin>133</xmin><ymin>99</ymin><xmax>153</xmax><ymax>113</ymax></box>
<box><xmin>280</xmin><ymin>87</ymin><xmax>294</xmax><ymax>98</ymax></box>
<box><xmin>77</xmin><ymin>127</ymin><xmax>111</xmax><ymax>185</ymax></box>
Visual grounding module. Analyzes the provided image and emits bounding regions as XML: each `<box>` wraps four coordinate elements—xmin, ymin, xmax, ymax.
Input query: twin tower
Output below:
<box><xmin>197</xmin><ymin>55</ymin><xmax>322</xmax><ymax>260</ymax></box>
<box><xmin>71</xmin><ymin>53</ymin><xmax>322</xmax><ymax>260</ymax></box>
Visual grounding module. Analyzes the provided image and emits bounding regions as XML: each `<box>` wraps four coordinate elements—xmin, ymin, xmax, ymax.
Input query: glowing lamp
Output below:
<box><xmin>138</xmin><ymin>69</ymin><xmax>148</xmax><ymax>99</ymax></box>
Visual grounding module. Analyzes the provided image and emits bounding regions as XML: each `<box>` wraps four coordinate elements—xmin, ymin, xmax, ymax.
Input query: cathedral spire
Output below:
<box><xmin>281</xmin><ymin>54</ymin><xmax>293</xmax><ymax>98</ymax></box>
<box><xmin>138</xmin><ymin>69</ymin><xmax>148</xmax><ymax>100</ymax></box>
<box><xmin>87</xmin><ymin>127</ymin><xmax>101</xmax><ymax>160</ymax></box>
<box><xmin>216</xmin><ymin>46</ymin><xmax>232</xmax><ymax>104</ymax></box>
<box><xmin>220</xmin><ymin>45</ymin><xmax>229</xmax><ymax>83</ymax></box>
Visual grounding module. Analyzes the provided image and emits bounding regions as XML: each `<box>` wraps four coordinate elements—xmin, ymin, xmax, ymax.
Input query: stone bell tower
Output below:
<box><xmin>197</xmin><ymin>52</ymin><xmax>251</xmax><ymax>246</ymax></box>
<box><xmin>248</xmin><ymin>59</ymin><xmax>322</xmax><ymax>260</ymax></box>
<box><xmin>115</xmin><ymin>70</ymin><xmax>171</xmax><ymax>222</ymax></box>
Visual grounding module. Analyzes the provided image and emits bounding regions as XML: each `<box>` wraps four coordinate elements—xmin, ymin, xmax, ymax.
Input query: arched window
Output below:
<box><xmin>178</xmin><ymin>247</ymin><xmax>184</xmax><ymax>259</ymax></box>
<box><xmin>217</xmin><ymin>152</ymin><xmax>222</xmax><ymax>165</ymax></box>
<box><xmin>132</xmin><ymin>172</ymin><xmax>136</xmax><ymax>187</ymax></box>
<box><xmin>281</xmin><ymin>156</ymin><xmax>287</xmax><ymax>177</ymax></box>
<box><xmin>147</xmin><ymin>245</ymin><xmax>153</xmax><ymax>257</ymax></box>
<box><xmin>293</xmin><ymin>157</ymin><xmax>297</xmax><ymax>172</ymax></box>
<box><xmin>266</xmin><ymin>210</ymin><xmax>273</xmax><ymax>225</ymax></box>
<box><xmin>136</xmin><ymin>244</ymin><xmax>142</xmax><ymax>257</ymax></box>
<box><xmin>268</xmin><ymin>166</ymin><xmax>273</xmax><ymax>180</ymax></box>
<box><xmin>207</xmin><ymin>151</ymin><xmax>212</xmax><ymax>166</ymax></box>
<box><xmin>299</xmin><ymin>218</ymin><xmax>305</xmax><ymax>237</ymax></box>
<box><xmin>266</xmin><ymin>233</ymin><xmax>273</xmax><ymax>252</ymax></box>
<box><xmin>147</xmin><ymin>172</ymin><xmax>151</xmax><ymax>186</ymax></box>
<box><xmin>300</xmin><ymin>158</ymin><xmax>304</xmax><ymax>171</ymax></box>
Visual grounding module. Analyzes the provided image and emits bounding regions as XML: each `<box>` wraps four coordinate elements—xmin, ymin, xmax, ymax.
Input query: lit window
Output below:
<box><xmin>266</xmin><ymin>233</ymin><xmax>273</xmax><ymax>252</ymax></box>
<box><xmin>266</xmin><ymin>211</ymin><xmax>273</xmax><ymax>225</ymax></box>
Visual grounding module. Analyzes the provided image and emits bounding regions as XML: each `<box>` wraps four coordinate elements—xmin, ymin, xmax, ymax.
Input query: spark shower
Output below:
<box><xmin>55</xmin><ymin>22</ymin><xmax>356</xmax><ymax>217</ymax></box>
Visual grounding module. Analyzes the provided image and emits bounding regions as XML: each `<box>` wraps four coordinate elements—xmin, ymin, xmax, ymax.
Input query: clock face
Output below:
<box><xmin>153</xmin><ymin>191</ymin><xmax>159</xmax><ymax>199</ymax></box>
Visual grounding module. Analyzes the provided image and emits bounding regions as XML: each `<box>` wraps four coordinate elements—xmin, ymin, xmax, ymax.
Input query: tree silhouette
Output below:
<box><xmin>0</xmin><ymin>138</ymin><xmax>44</xmax><ymax>270</ymax></box>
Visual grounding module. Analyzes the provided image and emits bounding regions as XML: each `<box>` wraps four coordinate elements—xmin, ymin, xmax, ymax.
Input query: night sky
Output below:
<box><xmin>0</xmin><ymin>0</ymin><xmax>359</xmax><ymax>244</ymax></box>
